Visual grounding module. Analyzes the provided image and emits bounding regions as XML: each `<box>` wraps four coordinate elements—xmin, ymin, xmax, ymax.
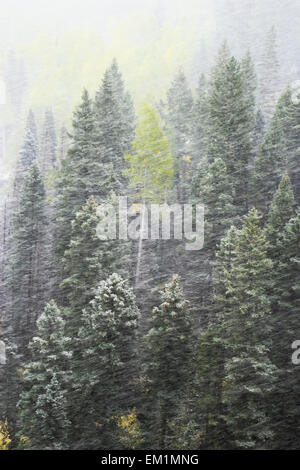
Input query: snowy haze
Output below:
<box><xmin>0</xmin><ymin>0</ymin><xmax>215</xmax><ymax>45</ymax></box>
<box><xmin>0</xmin><ymin>0</ymin><xmax>300</xmax><ymax>189</ymax></box>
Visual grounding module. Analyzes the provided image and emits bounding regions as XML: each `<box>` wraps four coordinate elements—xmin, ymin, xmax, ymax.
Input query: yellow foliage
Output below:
<box><xmin>0</xmin><ymin>420</ymin><xmax>11</xmax><ymax>450</ymax></box>
<box><xmin>116</xmin><ymin>408</ymin><xmax>143</xmax><ymax>450</ymax></box>
<box><xmin>20</xmin><ymin>435</ymin><xmax>29</xmax><ymax>444</ymax></box>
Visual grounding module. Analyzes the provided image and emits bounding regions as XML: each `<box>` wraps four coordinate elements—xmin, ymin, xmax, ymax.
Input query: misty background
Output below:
<box><xmin>0</xmin><ymin>0</ymin><xmax>300</xmax><ymax>192</ymax></box>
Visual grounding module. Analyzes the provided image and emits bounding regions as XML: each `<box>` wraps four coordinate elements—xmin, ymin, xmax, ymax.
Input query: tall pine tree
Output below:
<box><xmin>143</xmin><ymin>275</ymin><xmax>193</xmax><ymax>449</ymax></box>
<box><xmin>76</xmin><ymin>274</ymin><xmax>140</xmax><ymax>449</ymax></box>
<box><xmin>17</xmin><ymin>301</ymin><xmax>72</xmax><ymax>449</ymax></box>
<box><xmin>214</xmin><ymin>209</ymin><xmax>277</xmax><ymax>449</ymax></box>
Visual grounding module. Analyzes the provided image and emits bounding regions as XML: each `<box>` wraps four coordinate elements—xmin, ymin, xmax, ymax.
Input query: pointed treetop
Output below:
<box><xmin>26</xmin><ymin>109</ymin><xmax>37</xmax><ymax>140</ymax></box>
<box><xmin>266</xmin><ymin>173</ymin><xmax>295</xmax><ymax>240</ymax></box>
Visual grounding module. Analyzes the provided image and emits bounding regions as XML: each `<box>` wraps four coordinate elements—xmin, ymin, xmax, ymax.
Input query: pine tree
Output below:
<box><xmin>143</xmin><ymin>275</ymin><xmax>193</xmax><ymax>449</ymax></box>
<box><xmin>271</xmin><ymin>210</ymin><xmax>300</xmax><ymax>448</ymax></box>
<box><xmin>40</xmin><ymin>109</ymin><xmax>57</xmax><ymax>175</ymax></box>
<box><xmin>194</xmin><ymin>158</ymin><xmax>235</xmax><ymax>247</ymax></box>
<box><xmin>288</xmin><ymin>90</ymin><xmax>300</xmax><ymax>203</ymax></box>
<box><xmin>204</xmin><ymin>43</ymin><xmax>255</xmax><ymax>216</ymax></box>
<box><xmin>10</xmin><ymin>163</ymin><xmax>47</xmax><ymax>351</ymax></box>
<box><xmin>39</xmin><ymin>109</ymin><xmax>59</xmax><ymax>300</ymax></box>
<box><xmin>165</xmin><ymin>70</ymin><xmax>194</xmax><ymax>202</ymax></box>
<box><xmin>214</xmin><ymin>209</ymin><xmax>277</xmax><ymax>449</ymax></box>
<box><xmin>53</xmin><ymin>89</ymin><xmax>97</xmax><ymax>290</ymax></box>
<box><xmin>60</xmin><ymin>196</ymin><xmax>129</xmax><ymax>334</ymax></box>
<box><xmin>6</xmin><ymin>163</ymin><xmax>47</xmax><ymax>439</ymax></box>
<box><xmin>241</xmin><ymin>51</ymin><xmax>256</xmax><ymax>117</ymax></box>
<box><xmin>26</xmin><ymin>109</ymin><xmax>38</xmax><ymax>142</ymax></box>
<box><xmin>17</xmin><ymin>301</ymin><xmax>72</xmax><ymax>449</ymax></box>
<box><xmin>253</xmin><ymin>109</ymin><xmax>265</xmax><ymax>149</ymax></box>
<box><xmin>257</xmin><ymin>26</ymin><xmax>280</xmax><ymax>124</ymax></box>
<box><xmin>1</xmin><ymin>117</ymin><xmax>41</xmax><ymax>443</ymax></box>
<box><xmin>253</xmin><ymin>87</ymin><xmax>293</xmax><ymax>214</ymax></box>
<box><xmin>58</xmin><ymin>124</ymin><xmax>69</xmax><ymax>168</ymax></box>
<box><xmin>191</xmin><ymin>73</ymin><xmax>208</xmax><ymax>168</ymax></box>
<box><xmin>191</xmin><ymin>226</ymin><xmax>242</xmax><ymax>449</ymax></box>
<box><xmin>191</xmin><ymin>321</ymin><xmax>228</xmax><ymax>449</ymax></box>
<box><xmin>263</xmin><ymin>176</ymin><xmax>298</xmax><ymax>448</ymax></box>
<box><xmin>18</xmin><ymin>127</ymin><xmax>38</xmax><ymax>173</ymax></box>
<box><xmin>265</xmin><ymin>173</ymin><xmax>295</xmax><ymax>258</ymax></box>
<box><xmin>94</xmin><ymin>59</ymin><xmax>135</xmax><ymax>192</ymax></box>
<box><xmin>189</xmin><ymin>47</ymin><xmax>256</xmax><ymax>323</ymax></box>
<box><xmin>241</xmin><ymin>51</ymin><xmax>257</xmax><ymax>172</ymax></box>
<box><xmin>76</xmin><ymin>274</ymin><xmax>140</xmax><ymax>449</ymax></box>
<box><xmin>13</xmin><ymin>112</ymin><xmax>39</xmax><ymax>201</ymax></box>
<box><xmin>59</xmin><ymin>196</ymin><xmax>102</xmax><ymax>322</ymax></box>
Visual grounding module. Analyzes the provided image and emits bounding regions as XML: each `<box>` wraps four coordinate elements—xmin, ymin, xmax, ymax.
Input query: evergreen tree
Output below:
<box><xmin>26</xmin><ymin>109</ymin><xmax>38</xmax><ymax>142</ymax></box>
<box><xmin>241</xmin><ymin>51</ymin><xmax>257</xmax><ymax>172</ymax></box>
<box><xmin>264</xmin><ymin>176</ymin><xmax>298</xmax><ymax>448</ymax></box>
<box><xmin>165</xmin><ymin>70</ymin><xmax>194</xmax><ymax>202</ymax></box>
<box><xmin>17</xmin><ymin>301</ymin><xmax>72</xmax><ymax>449</ymax></box>
<box><xmin>241</xmin><ymin>51</ymin><xmax>256</xmax><ymax>117</ymax></box>
<box><xmin>77</xmin><ymin>274</ymin><xmax>140</xmax><ymax>449</ymax></box>
<box><xmin>191</xmin><ymin>73</ymin><xmax>208</xmax><ymax>168</ymax></box>
<box><xmin>271</xmin><ymin>210</ymin><xmax>300</xmax><ymax>448</ymax></box>
<box><xmin>39</xmin><ymin>109</ymin><xmax>58</xmax><ymax>299</ymax></box>
<box><xmin>94</xmin><ymin>59</ymin><xmax>135</xmax><ymax>192</ymax></box>
<box><xmin>288</xmin><ymin>90</ymin><xmax>300</xmax><ymax>203</ymax></box>
<box><xmin>191</xmin><ymin>226</ymin><xmax>242</xmax><ymax>449</ymax></box>
<box><xmin>253</xmin><ymin>109</ymin><xmax>265</xmax><ymax>149</ymax></box>
<box><xmin>13</xmin><ymin>113</ymin><xmax>39</xmax><ymax>201</ymax></box>
<box><xmin>1</xmin><ymin>117</ymin><xmax>40</xmax><ymax>442</ymax></box>
<box><xmin>194</xmin><ymin>157</ymin><xmax>235</xmax><ymax>247</ymax></box>
<box><xmin>265</xmin><ymin>173</ymin><xmax>295</xmax><ymax>257</ymax></box>
<box><xmin>10</xmin><ymin>163</ymin><xmax>47</xmax><ymax>351</ymax></box>
<box><xmin>58</xmin><ymin>124</ymin><xmax>69</xmax><ymax>168</ymax></box>
<box><xmin>257</xmin><ymin>26</ymin><xmax>280</xmax><ymax>124</ymax></box>
<box><xmin>191</xmin><ymin>321</ymin><xmax>228</xmax><ymax>449</ymax></box>
<box><xmin>53</xmin><ymin>89</ymin><xmax>97</xmax><ymax>290</ymax></box>
<box><xmin>54</xmin><ymin>85</ymin><xmax>130</xmax><ymax>294</ymax></box>
<box><xmin>60</xmin><ymin>196</ymin><xmax>129</xmax><ymax>333</ymax></box>
<box><xmin>59</xmin><ymin>196</ymin><xmax>103</xmax><ymax>325</ymax></box>
<box><xmin>253</xmin><ymin>87</ymin><xmax>293</xmax><ymax>214</ymax></box>
<box><xmin>143</xmin><ymin>275</ymin><xmax>193</xmax><ymax>449</ymax></box>
<box><xmin>18</xmin><ymin>126</ymin><xmax>38</xmax><ymax>173</ymax></box>
<box><xmin>214</xmin><ymin>209</ymin><xmax>277</xmax><ymax>449</ymax></box>
<box><xmin>204</xmin><ymin>43</ymin><xmax>255</xmax><ymax>216</ymax></box>
<box><xmin>40</xmin><ymin>109</ymin><xmax>57</xmax><ymax>175</ymax></box>
<box><xmin>190</xmin><ymin>157</ymin><xmax>235</xmax><ymax>326</ymax></box>
<box><xmin>189</xmin><ymin>47</ymin><xmax>255</xmax><ymax>322</ymax></box>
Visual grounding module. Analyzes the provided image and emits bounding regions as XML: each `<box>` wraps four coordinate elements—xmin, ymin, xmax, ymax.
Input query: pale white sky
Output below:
<box><xmin>0</xmin><ymin>0</ymin><xmax>215</xmax><ymax>46</ymax></box>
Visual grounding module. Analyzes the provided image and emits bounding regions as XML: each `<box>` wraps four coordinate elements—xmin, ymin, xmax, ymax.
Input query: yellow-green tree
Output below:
<box><xmin>124</xmin><ymin>104</ymin><xmax>174</xmax><ymax>284</ymax></box>
<box><xmin>124</xmin><ymin>103</ymin><xmax>174</xmax><ymax>203</ymax></box>
<box><xmin>0</xmin><ymin>420</ymin><xmax>11</xmax><ymax>450</ymax></box>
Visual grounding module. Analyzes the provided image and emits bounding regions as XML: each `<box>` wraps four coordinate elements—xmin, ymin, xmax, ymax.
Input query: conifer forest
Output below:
<box><xmin>1</xmin><ymin>0</ymin><xmax>300</xmax><ymax>451</ymax></box>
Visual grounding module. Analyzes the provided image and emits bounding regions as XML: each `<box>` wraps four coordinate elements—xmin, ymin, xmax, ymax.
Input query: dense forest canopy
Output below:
<box><xmin>0</xmin><ymin>0</ymin><xmax>300</xmax><ymax>451</ymax></box>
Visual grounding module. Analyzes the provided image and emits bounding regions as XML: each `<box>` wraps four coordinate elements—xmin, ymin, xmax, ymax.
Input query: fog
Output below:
<box><xmin>0</xmin><ymin>0</ymin><xmax>300</xmax><ymax>188</ymax></box>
